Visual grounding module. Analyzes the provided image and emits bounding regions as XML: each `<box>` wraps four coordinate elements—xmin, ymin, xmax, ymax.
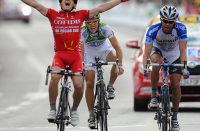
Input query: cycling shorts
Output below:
<box><xmin>84</xmin><ymin>47</ymin><xmax>112</xmax><ymax>71</ymax></box>
<box><xmin>151</xmin><ymin>47</ymin><xmax>182</xmax><ymax>74</ymax></box>
<box><xmin>52</xmin><ymin>51</ymin><xmax>83</xmax><ymax>73</ymax></box>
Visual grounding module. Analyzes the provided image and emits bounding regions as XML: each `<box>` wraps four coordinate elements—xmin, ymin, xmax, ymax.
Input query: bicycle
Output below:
<box><xmin>45</xmin><ymin>65</ymin><xmax>84</xmax><ymax>131</ymax></box>
<box><xmin>146</xmin><ymin>60</ymin><xmax>187</xmax><ymax>131</ymax></box>
<box><xmin>85</xmin><ymin>56</ymin><xmax>120</xmax><ymax>131</ymax></box>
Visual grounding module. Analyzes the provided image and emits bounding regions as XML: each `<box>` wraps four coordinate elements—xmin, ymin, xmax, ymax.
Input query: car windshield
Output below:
<box><xmin>187</xmin><ymin>24</ymin><xmax>200</xmax><ymax>47</ymax></box>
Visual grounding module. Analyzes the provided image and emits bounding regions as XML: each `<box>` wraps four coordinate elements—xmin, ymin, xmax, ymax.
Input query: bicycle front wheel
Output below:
<box><xmin>99</xmin><ymin>109</ymin><xmax>108</xmax><ymax>131</ymax></box>
<box><xmin>161</xmin><ymin>85</ymin><xmax>171</xmax><ymax>131</ymax></box>
<box><xmin>57</xmin><ymin>88</ymin><xmax>68</xmax><ymax>131</ymax></box>
<box><xmin>161</xmin><ymin>115</ymin><xmax>168</xmax><ymax>131</ymax></box>
<box><xmin>99</xmin><ymin>84</ymin><xmax>108</xmax><ymax>131</ymax></box>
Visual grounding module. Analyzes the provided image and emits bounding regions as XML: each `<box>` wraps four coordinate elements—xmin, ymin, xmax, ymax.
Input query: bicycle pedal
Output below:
<box><xmin>148</xmin><ymin>105</ymin><xmax>159</xmax><ymax>111</ymax></box>
<box><xmin>108</xmin><ymin>97</ymin><xmax>114</xmax><ymax>100</ymax></box>
<box><xmin>89</xmin><ymin>126</ymin><xmax>97</xmax><ymax>130</ymax></box>
<box><xmin>48</xmin><ymin>119</ymin><xmax>56</xmax><ymax>123</ymax></box>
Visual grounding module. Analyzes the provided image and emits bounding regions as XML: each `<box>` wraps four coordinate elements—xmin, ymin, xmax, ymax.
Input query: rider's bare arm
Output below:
<box><xmin>109</xmin><ymin>36</ymin><xmax>123</xmax><ymax>66</ymax></box>
<box><xmin>179</xmin><ymin>41</ymin><xmax>187</xmax><ymax>63</ymax></box>
<box><xmin>80</xmin><ymin>44</ymin><xmax>84</xmax><ymax>60</ymax></box>
<box><xmin>109</xmin><ymin>36</ymin><xmax>124</xmax><ymax>75</ymax></box>
<box><xmin>143</xmin><ymin>43</ymin><xmax>153</xmax><ymax>68</ymax></box>
<box><xmin>89</xmin><ymin>0</ymin><xmax>125</xmax><ymax>18</ymax></box>
<box><xmin>21</xmin><ymin>0</ymin><xmax>48</xmax><ymax>16</ymax></box>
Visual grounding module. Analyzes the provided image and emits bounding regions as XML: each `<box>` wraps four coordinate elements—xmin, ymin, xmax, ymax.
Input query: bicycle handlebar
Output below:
<box><xmin>84</xmin><ymin>59</ymin><xmax>120</xmax><ymax>73</ymax></box>
<box><xmin>146</xmin><ymin>59</ymin><xmax>186</xmax><ymax>69</ymax></box>
<box><xmin>45</xmin><ymin>66</ymin><xmax>84</xmax><ymax>85</ymax></box>
<box><xmin>149</xmin><ymin>63</ymin><xmax>184</xmax><ymax>67</ymax></box>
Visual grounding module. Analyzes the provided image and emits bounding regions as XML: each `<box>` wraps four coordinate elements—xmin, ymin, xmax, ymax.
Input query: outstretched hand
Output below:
<box><xmin>121</xmin><ymin>0</ymin><xmax>129</xmax><ymax>2</ymax></box>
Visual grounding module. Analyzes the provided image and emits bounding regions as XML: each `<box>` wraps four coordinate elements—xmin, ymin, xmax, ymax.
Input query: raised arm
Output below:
<box><xmin>21</xmin><ymin>0</ymin><xmax>48</xmax><ymax>16</ymax></box>
<box><xmin>89</xmin><ymin>0</ymin><xmax>128</xmax><ymax>18</ymax></box>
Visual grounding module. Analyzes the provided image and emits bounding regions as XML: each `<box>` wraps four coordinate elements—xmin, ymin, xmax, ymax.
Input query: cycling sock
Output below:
<box><xmin>50</xmin><ymin>104</ymin><xmax>56</xmax><ymax>111</ymax></box>
<box><xmin>108</xmin><ymin>83</ymin><xmax>113</xmax><ymax>87</ymax></box>
<box><xmin>151</xmin><ymin>88</ymin><xmax>157</xmax><ymax>98</ymax></box>
<box><xmin>89</xmin><ymin>111</ymin><xmax>94</xmax><ymax>117</ymax></box>
<box><xmin>172</xmin><ymin>111</ymin><xmax>178</xmax><ymax>120</ymax></box>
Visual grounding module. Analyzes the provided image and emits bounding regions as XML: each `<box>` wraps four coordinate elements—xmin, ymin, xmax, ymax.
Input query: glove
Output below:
<box><xmin>182</xmin><ymin>69</ymin><xmax>190</xmax><ymax>79</ymax></box>
<box><xmin>144</xmin><ymin>69</ymin><xmax>149</xmax><ymax>77</ymax></box>
<box><xmin>121</xmin><ymin>0</ymin><xmax>129</xmax><ymax>2</ymax></box>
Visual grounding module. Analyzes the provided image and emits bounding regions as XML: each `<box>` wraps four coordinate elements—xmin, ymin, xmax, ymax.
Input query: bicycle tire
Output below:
<box><xmin>100</xmin><ymin>109</ymin><xmax>108</xmax><ymax>131</ymax></box>
<box><xmin>57</xmin><ymin>87</ymin><xmax>67</xmax><ymax>131</ymax></box>
<box><xmin>161</xmin><ymin>85</ymin><xmax>170</xmax><ymax>131</ymax></box>
<box><xmin>161</xmin><ymin>115</ymin><xmax>168</xmax><ymax>131</ymax></box>
<box><xmin>99</xmin><ymin>82</ymin><xmax>108</xmax><ymax>131</ymax></box>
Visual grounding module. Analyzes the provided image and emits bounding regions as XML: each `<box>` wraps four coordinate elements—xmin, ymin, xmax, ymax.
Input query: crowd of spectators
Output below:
<box><xmin>135</xmin><ymin>0</ymin><xmax>200</xmax><ymax>14</ymax></box>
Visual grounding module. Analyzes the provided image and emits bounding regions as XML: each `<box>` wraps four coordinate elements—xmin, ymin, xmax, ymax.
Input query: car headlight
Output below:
<box><xmin>22</xmin><ymin>5</ymin><xmax>32</xmax><ymax>16</ymax></box>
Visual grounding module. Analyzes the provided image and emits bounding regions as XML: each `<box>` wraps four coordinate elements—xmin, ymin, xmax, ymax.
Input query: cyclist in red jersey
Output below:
<box><xmin>21</xmin><ymin>0</ymin><xmax>129</xmax><ymax>127</ymax></box>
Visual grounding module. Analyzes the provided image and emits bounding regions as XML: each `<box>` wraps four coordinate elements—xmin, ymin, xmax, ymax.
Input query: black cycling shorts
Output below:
<box><xmin>150</xmin><ymin>47</ymin><xmax>182</xmax><ymax>75</ymax></box>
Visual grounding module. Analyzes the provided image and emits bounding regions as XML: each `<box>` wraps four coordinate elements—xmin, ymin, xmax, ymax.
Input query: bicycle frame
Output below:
<box><xmin>95</xmin><ymin>61</ymin><xmax>109</xmax><ymax>131</ymax></box>
<box><xmin>45</xmin><ymin>66</ymin><xmax>84</xmax><ymax>131</ymax></box>
<box><xmin>85</xmin><ymin>57</ymin><xmax>119</xmax><ymax>131</ymax></box>
<box><xmin>56</xmin><ymin>69</ymin><xmax>72</xmax><ymax>131</ymax></box>
<box><xmin>155</xmin><ymin>65</ymin><xmax>171</xmax><ymax>131</ymax></box>
<box><xmin>146</xmin><ymin>60</ymin><xmax>184</xmax><ymax>131</ymax></box>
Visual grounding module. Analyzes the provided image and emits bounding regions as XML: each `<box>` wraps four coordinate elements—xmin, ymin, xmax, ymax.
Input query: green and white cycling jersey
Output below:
<box><xmin>81</xmin><ymin>23</ymin><xmax>114</xmax><ymax>70</ymax></box>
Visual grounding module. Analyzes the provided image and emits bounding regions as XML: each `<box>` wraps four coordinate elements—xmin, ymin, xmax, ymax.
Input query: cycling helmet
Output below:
<box><xmin>85</xmin><ymin>14</ymin><xmax>100</xmax><ymax>22</ymax></box>
<box><xmin>160</xmin><ymin>5</ymin><xmax>179</xmax><ymax>21</ymax></box>
<box><xmin>59</xmin><ymin>0</ymin><xmax>78</xmax><ymax>4</ymax></box>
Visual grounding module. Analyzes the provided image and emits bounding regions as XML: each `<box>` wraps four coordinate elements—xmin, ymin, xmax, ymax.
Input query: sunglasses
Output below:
<box><xmin>161</xmin><ymin>19</ymin><xmax>175</xmax><ymax>24</ymax></box>
<box><xmin>86</xmin><ymin>20</ymin><xmax>98</xmax><ymax>25</ymax></box>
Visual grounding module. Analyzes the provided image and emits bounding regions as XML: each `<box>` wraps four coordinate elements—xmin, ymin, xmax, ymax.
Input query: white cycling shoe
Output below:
<box><xmin>171</xmin><ymin>119</ymin><xmax>180</xmax><ymax>131</ymax></box>
<box><xmin>47</xmin><ymin>110</ymin><xmax>56</xmax><ymax>122</ymax></box>
<box><xmin>71</xmin><ymin>110</ymin><xmax>79</xmax><ymax>127</ymax></box>
<box><xmin>148</xmin><ymin>97</ymin><xmax>159</xmax><ymax>110</ymax></box>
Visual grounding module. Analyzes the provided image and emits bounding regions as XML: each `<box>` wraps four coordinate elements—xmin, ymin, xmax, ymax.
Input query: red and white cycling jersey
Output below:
<box><xmin>46</xmin><ymin>9</ymin><xmax>89</xmax><ymax>52</ymax></box>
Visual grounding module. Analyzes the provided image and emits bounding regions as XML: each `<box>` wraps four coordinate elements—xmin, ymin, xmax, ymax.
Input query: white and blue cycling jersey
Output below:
<box><xmin>145</xmin><ymin>21</ymin><xmax>188</xmax><ymax>63</ymax></box>
<box><xmin>81</xmin><ymin>23</ymin><xmax>114</xmax><ymax>70</ymax></box>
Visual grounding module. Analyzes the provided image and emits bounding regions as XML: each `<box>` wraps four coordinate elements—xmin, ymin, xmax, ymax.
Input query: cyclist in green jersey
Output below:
<box><xmin>81</xmin><ymin>14</ymin><xmax>124</xmax><ymax>128</ymax></box>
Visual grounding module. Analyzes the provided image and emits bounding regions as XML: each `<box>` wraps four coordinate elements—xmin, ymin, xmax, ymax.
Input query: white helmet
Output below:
<box><xmin>160</xmin><ymin>5</ymin><xmax>179</xmax><ymax>21</ymax></box>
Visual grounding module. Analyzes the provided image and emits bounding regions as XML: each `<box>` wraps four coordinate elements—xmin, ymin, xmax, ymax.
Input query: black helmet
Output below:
<box><xmin>59</xmin><ymin>0</ymin><xmax>78</xmax><ymax>4</ymax></box>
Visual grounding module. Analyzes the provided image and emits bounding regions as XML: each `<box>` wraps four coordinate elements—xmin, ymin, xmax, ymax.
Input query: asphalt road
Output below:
<box><xmin>0</xmin><ymin>12</ymin><xmax>200</xmax><ymax>131</ymax></box>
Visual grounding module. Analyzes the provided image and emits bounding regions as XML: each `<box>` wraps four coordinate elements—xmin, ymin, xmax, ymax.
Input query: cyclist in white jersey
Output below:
<box><xmin>81</xmin><ymin>14</ymin><xmax>124</xmax><ymax>128</ymax></box>
<box><xmin>143</xmin><ymin>5</ymin><xmax>189</xmax><ymax>131</ymax></box>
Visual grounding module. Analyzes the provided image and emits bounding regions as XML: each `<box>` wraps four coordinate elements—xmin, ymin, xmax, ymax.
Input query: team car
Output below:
<box><xmin>126</xmin><ymin>15</ymin><xmax>200</xmax><ymax>111</ymax></box>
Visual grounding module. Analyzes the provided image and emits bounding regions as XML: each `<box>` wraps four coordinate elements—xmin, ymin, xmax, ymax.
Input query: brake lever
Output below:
<box><xmin>45</xmin><ymin>66</ymin><xmax>50</xmax><ymax>85</ymax></box>
<box><xmin>115</xmin><ymin>59</ymin><xmax>120</xmax><ymax>75</ymax></box>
